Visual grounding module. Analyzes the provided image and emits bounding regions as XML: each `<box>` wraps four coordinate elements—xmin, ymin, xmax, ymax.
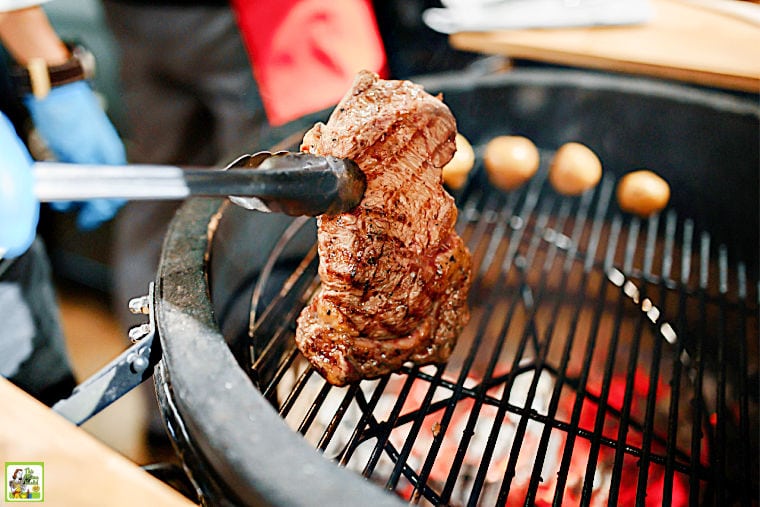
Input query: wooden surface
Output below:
<box><xmin>449</xmin><ymin>0</ymin><xmax>760</xmax><ymax>92</ymax></box>
<box><xmin>0</xmin><ymin>378</ymin><xmax>195</xmax><ymax>506</ymax></box>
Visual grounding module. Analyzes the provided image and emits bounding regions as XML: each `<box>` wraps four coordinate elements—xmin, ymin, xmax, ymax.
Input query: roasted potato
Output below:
<box><xmin>484</xmin><ymin>135</ymin><xmax>540</xmax><ymax>191</ymax></box>
<box><xmin>616</xmin><ymin>170</ymin><xmax>671</xmax><ymax>217</ymax></box>
<box><xmin>442</xmin><ymin>133</ymin><xmax>475</xmax><ymax>190</ymax></box>
<box><xmin>549</xmin><ymin>142</ymin><xmax>602</xmax><ymax>196</ymax></box>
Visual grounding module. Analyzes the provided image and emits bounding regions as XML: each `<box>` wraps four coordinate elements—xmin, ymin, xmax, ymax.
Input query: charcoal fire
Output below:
<box><xmin>279</xmin><ymin>361</ymin><xmax>693</xmax><ymax>506</ymax></box>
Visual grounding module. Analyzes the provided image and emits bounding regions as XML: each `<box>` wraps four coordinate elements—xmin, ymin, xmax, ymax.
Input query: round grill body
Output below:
<box><xmin>154</xmin><ymin>69</ymin><xmax>759</xmax><ymax>506</ymax></box>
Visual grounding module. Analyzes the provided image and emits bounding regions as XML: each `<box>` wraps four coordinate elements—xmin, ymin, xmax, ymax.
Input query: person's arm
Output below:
<box><xmin>0</xmin><ymin>6</ymin><xmax>69</xmax><ymax>66</ymax></box>
<box><xmin>0</xmin><ymin>4</ymin><xmax>127</xmax><ymax>231</ymax></box>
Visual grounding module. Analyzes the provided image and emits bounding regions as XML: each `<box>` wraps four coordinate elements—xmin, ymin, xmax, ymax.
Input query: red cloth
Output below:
<box><xmin>231</xmin><ymin>0</ymin><xmax>387</xmax><ymax>126</ymax></box>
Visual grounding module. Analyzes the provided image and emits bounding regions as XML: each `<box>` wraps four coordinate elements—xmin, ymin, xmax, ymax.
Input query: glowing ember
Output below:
<box><xmin>282</xmin><ymin>361</ymin><xmax>693</xmax><ymax>506</ymax></box>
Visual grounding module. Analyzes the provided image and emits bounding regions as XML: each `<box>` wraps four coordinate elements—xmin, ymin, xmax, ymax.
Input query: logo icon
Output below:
<box><xmin>5</xmin><ymin>462</ymin><xmax>44</xmax><ymax>502</ymax></box>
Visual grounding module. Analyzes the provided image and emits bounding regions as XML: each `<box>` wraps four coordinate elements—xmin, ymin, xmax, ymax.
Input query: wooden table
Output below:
<box><xmin>0</xmin><ymin>378</ymin><xmax>196</xmax><ymax>506</ymax></box>
<box><xmin>449</xmin><ymin>0</ymin><xmax>760</xmax><ymax>92</ymax></box>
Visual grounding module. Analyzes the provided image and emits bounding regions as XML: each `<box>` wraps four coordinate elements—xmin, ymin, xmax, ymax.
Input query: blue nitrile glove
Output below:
<box><xmin>0</xmin><ymin>111</ymin><xmax>39</xmax><ymax>259</ymax></box>
<box><xmin>24</xmin><ymin>81</ymin><xmax>127</xmax><ymax>230</ymax></box>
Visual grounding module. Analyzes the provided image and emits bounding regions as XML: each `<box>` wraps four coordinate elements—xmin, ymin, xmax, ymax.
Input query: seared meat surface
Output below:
<box><xmin>296</xmin><ymin>70</ymin><xmax>472</xmax><ymax>386</ymax></box>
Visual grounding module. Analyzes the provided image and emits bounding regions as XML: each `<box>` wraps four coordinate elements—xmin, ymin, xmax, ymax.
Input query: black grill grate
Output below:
<box><xmin>245</xmin><ymin>152</ymin><xmax>758</xmax><ymax>506</ymax></box>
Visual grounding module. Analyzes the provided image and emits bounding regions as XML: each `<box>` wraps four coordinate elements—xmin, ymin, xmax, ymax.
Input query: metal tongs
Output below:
<box><xmin>47</xmin><ymin>152</ymin><xmax>364</xmax><ymax>426</ymax></box>
<box><xmin>33</xmin><ymin>151</ymin><xmax>366</xmax><ymax>216</ymax></box>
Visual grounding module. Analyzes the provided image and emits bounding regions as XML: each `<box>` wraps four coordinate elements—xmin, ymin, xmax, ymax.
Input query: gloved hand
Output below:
<box><xmin>24</xmin><ymin>80</ymin><xmax>127</xmax><ymax>230</ymax></box>
<box><xmin>0</xmin><ymin>112</ymin><xmax>39</xmax><ymax>259</ymax></box>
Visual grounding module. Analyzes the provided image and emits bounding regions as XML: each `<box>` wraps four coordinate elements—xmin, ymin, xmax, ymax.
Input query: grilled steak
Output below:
<box><xmin>296</xmin><ymin>70</ymin><xmax>472</xmax><ymax>386</ymax></box>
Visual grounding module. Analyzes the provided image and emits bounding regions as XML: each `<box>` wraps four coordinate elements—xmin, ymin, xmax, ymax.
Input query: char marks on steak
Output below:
<box><xmin>296</xmin><ymin>70</ymin><xmax>472</xmax><ymax>386</ymax></box>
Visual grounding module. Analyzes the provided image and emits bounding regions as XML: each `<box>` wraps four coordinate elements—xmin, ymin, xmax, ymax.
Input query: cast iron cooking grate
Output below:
<box><xmin>244</xmin><ymin>150</ymin><xmax>758</xmax><ymax>506</ymax></box>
